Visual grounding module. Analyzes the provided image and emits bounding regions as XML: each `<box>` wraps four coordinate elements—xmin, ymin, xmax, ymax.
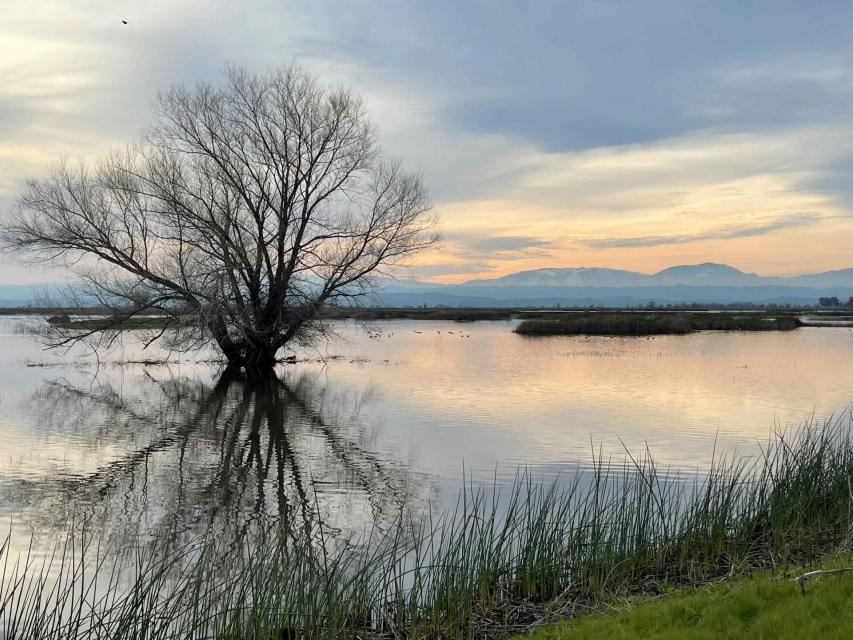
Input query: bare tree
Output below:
<box><xmin>1</xmin><ymin>64</ymin><xmax>436</xmax><ymax>372</ymax></box>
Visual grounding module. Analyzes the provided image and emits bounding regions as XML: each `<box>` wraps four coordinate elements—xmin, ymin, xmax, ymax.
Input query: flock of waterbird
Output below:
<box><xmin>366</xmin><ymin>329</ymin><xmax>472</xmax><ymax>339</ymax></box>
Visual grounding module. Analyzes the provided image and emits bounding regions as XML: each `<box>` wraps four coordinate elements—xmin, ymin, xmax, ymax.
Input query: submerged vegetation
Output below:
<box><xmin>2</xmin><ymin>414</ymin><xmax>852</xmax><ymax>639</ymax></box>
<box><xmin>515</xmin><ymin>312</ymin><xmax>804</xmax><ymax>336</ymax></box>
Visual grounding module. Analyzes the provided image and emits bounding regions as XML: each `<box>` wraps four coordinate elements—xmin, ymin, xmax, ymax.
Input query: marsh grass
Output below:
<box><xmin>514</xmin><ymin>313</ymin><xmax>803</xmax><ymax>336</ymax></box>
<box><xmin>2</xmin><ymin>415</ymin><xmax>852</xmax><ymax>639</ymax></box>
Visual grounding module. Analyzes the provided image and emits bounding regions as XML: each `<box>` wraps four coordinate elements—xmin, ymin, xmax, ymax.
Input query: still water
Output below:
<box><xmin>0</xmin><ymin>315</ymin><xmax>852</xmax><ymax>552</ymax></box>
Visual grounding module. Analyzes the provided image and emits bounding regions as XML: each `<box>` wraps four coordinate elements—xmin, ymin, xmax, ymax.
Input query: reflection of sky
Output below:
<box><xmin>1</xmin><ymin>316</ymin><xmax>852</xmax><ymax>565</ymax></box>
<box><xmin>0</xmin><ymin>321</ymin><xmax>427</xmax><ymax>567</ymax></box>
<box><xmin>287</xmin><ymin>320</ymin><xmax>853</xmax><ymax>477</ymax></box>
<box><xmin>2</xmin><ymin>318</ymin><xmax>853</xmax><ymax>485</ymax></box>
<box><xmin>0</xmin><ymin>317</ymin><xmax>220</xmax><ymax>480</ymax></box>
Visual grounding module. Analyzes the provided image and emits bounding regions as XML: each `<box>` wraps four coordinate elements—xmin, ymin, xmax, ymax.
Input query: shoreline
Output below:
<box><xmin>5</xmin><ymin>306</ymin><xmax>849</xmax><ymax>334</ymax></box>
<box><xmin>2</xmin><ymin>416</ymin><xmax>852</xmax><ymax>638</ymax></box>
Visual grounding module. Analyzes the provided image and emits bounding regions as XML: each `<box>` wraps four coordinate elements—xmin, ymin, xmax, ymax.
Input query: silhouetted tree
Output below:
<box><xmin>1</xmin><ymin>64</ymin><xmax>437</xmax><ymax>373</ymax></box>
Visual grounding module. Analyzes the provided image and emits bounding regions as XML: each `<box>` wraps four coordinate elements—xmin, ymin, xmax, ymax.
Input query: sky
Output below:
<box><xmin>1</xmin><ymin>0</ymin><xmax>853</xmax><ymax>284</ymax></box>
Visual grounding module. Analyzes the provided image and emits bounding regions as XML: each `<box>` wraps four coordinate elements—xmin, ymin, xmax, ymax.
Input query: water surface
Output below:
<box><xmin>0</xmin><ymin>315</ymin><xmax>851</xmax><ymax>553</ymax></box>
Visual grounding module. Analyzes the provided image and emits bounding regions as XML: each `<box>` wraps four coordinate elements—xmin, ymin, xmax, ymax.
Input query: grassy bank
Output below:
<box><xmin>1</xmin><ymin>415</ymin><xmax>852</xmax><ymax>639</ymax></box>
<box><xmin>515</xmin><ymin>312</ymin><xmax>803</xmax><ymax>336</ymax></box>
<box><xmin>519</xmin><ymin>556</ymin><xmax>853</xmax><ymax>639</ymax></box>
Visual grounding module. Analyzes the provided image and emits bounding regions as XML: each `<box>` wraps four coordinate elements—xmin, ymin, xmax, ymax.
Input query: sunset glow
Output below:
<box><xmin>2</xmin><ymin>1</ymin><xmax>852</xmax><ymax>284</ymax></box>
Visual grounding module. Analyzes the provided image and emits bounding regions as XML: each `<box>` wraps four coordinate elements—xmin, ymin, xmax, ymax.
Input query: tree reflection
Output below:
<box><xmin>12</xmin><ymin>366</ymin><xmax>426</xmax><ymax>551</ymax></box>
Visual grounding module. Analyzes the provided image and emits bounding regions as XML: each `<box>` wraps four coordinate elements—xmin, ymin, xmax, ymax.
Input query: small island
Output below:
<box><xmin>514</xmin><ymin>311</ymin><xmax>803</xmax><ymax>336</ymax></box>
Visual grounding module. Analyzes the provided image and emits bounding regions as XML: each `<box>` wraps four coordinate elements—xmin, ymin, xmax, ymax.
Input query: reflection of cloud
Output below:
<box><xmin>315</xmin><ymin>322</ymin><xmax>853</xmax><ymax>473</ymax></box>
<box><xmin>584</xmin><ymin>212</ymin><xmax>824</xmax><ymax>249</ymax></box>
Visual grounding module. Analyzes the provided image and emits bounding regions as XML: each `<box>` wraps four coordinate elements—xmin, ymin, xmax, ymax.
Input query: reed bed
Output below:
<box><xmin>2</xmin><ymin>415</ymin><xmax>852</xmax><ymax>639</ymax></box>
<box><xmin>514</xmin><ymin>312</ymin><xmax>803</xmax><ymax>336</ymax></box>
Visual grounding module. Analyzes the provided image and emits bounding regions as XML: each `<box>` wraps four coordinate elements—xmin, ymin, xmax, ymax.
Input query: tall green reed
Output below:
<box><xmin>2</xmin><ymin>413</ymin><xmax>851</xmax><ymax>639</ymax></box>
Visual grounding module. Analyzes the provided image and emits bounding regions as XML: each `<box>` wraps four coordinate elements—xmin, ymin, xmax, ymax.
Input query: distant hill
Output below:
<box><xmin>782</xmin><ymin>268</ymin><xmax>853</xmax><ymax>288</ymax></box>
<box><xmin>463</xmin><ymin>267</ymin><xmax>652</xmax><ymax>288</ymax></box>
<box><xmin>652</xmin><ymin>263</ymin><xmax>763</xmax><ymax>286</ymax></box>
<box><xmin>458</xmin><ymin>263</ymin><xmax>853</xmax><ymax>289</ymax></box>
<box><xmin>373</xmin><ymin>263</ymin><xmax>853</xmax><ymax>307</ymax></box>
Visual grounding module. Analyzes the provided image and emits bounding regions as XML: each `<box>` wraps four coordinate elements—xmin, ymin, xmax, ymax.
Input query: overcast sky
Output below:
<box><xmin>2</xmin><ymin>0</ymin><xmax>853</xmax><ymax>283</ymax></box>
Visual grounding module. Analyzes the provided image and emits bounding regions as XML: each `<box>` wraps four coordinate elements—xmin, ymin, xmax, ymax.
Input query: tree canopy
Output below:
<box><xmin>2</xmin><ymin>64</ymin><xmax>437</xmax><ymax>371</ymax></box>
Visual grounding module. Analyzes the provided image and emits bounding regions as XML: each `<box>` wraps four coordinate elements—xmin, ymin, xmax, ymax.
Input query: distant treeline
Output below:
<box><xmin>818</xmin><ymin>296</ymin><xmax>853</xmax><ymax>308</ymax></box>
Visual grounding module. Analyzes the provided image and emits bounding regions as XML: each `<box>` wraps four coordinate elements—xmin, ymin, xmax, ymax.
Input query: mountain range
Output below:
<box><xmin>1</xmin><ymin>264</ymin><xmax>852</xmax><ymax>308</ymax></box>
<box><xmin>372</xmin><ymin>263</ymin><xmax>853</xmax><ymax>307</ymax></box>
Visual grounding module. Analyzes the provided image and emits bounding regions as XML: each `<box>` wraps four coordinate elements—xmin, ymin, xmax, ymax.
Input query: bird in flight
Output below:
<box><xmin>122</xmin><ymin>20</ymin><xmax>128</xmax><ymax>24</ymax></box>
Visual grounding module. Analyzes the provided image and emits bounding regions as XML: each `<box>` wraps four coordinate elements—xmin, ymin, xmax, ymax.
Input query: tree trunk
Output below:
<box><xmin>241</xmin><ymin>345</ymin><xmax>280</xmax><ymax>371</ymax></box>
<box><xmin>221</xmin><ymin>358</ymin><xmax>280</xmax><ymax>389</ymax></box>
<box><xmin>220</xmin><ymin>344</ymin><xmax>280</xmax><ymax>386</ymax></box>
<box><xmin>211</xmin><ymin>315</ymin><xmax>280</xmax><ymax>374</ymax></box>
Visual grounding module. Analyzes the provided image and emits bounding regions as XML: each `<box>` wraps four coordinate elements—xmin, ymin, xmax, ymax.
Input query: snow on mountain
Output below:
<box><xmin>463</xmin><ymin>267</ymin><xmax>652</xmax><ymax>288</ymax></box>
<box><xmin>458</xmin><ymin>263</ymin><xmax>853</xmax><ymax>289</ymax></box>
<box><xmin>652</xmin><ymin>263</ymin><xmax>763</xmax><ymax>286</ymax></box>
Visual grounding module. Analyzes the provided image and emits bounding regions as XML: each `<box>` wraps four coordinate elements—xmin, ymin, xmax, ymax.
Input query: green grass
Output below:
<box><xmin>515</xmin><ymin>312</ymin><xmax>803</xmax><ymax>336</ymax></box>
<box><xmin>520</xmin><ymin>557</ymin><xmax>853</xmax><ymax>639</ymax></box>
<box><xmin>1</xmin><ymin>415</ymin><xmax>852</xmax><ymax>638</ymax></box>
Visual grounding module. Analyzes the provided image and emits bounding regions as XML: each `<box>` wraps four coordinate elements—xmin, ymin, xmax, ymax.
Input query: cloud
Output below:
<box><xmin>3</xmin><ymin>0</ymin><xmax>853</xmax><ymax>285</ymax></box>
<box><xmin>359</xmin><ymin>1</ymin><xmax>853</xmax><ymax>152</ymax></box>
<box><xmin>437</xmin><ymin>233</ymin><xmax>557</xmax><ymax>269</ymax></box>
<box><xmin>401</xmin><ymin>263</ymin><xmax>492</xmax><ymax>278</ymax></box>
<box><xmin>457</xmin><ymin>235</ymin><xmax>553</xmax><ymax>253</ymax></box>
<box><xmin>583</xmin><ymin>212</ymin><xmax>825</xmax><ymax>249</ymax></box>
